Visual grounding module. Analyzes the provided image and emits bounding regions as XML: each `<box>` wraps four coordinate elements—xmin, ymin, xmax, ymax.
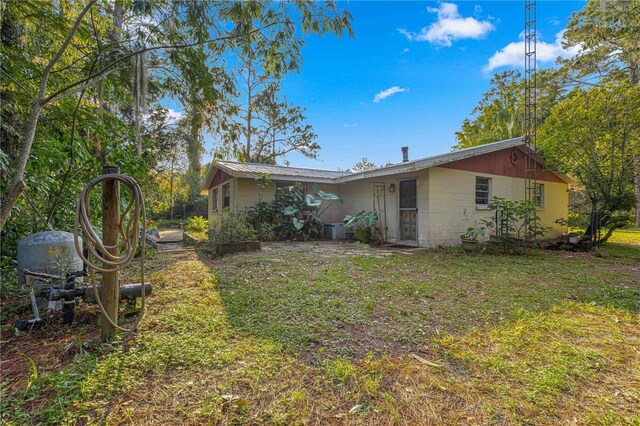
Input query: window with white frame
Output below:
<box><xmin>475</xmin><ymin>177</ymin><xmax>491</xmax><ymax>206</ymax></box>
<box><xmin>222</xmin><ymin>183</ymin><xmax>231</xmax><ymax>209</ymax></box>
<box><xmin>211</xmin><ymin>189</ymin><xmax>218</xmax><ymax>211</ymax></box>
<box><xmin>533</xmin><ymin>183</ymin><xmax>544</xmax><ymax>207</ymax></box>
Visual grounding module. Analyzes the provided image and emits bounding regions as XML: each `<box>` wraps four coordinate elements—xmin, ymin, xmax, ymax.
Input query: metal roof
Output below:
<box><xmin>336</xmin><ymin>137</ymin><xmax>528</xmax><ymax>182</ymax></box>
<box><xmin>216</xmin><ymin>161</ymin><xmax>350</xmax><ymax>180</ymax></box>
<box><xmin>200</xmin><ymin>161</ymin><xmax>350</xmax><ymax>193</ymax></box>
<box><xmin>201</xmin><ymin>138</ymin><xmax>573</xmax><ymax>193</ymax></box>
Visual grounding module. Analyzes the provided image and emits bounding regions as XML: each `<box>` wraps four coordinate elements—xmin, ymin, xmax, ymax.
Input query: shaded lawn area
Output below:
<box><xmin>214</xmin><ymin>243</ymin><xmax>639</xmax><ymax>360</ymax></box>
<box><xmin>1</xmin><ymin>240</ymin><xmax>639</xmax><ymax>425</ymax></box>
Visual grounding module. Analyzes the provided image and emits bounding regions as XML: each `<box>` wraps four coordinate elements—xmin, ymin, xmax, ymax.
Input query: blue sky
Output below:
<box><xmin>178</xmin><ymin>1</ymin><xmax>586</xmax><ymax>170</ymax></box>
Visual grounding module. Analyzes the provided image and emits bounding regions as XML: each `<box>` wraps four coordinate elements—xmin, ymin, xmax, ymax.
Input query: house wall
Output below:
<box><xmin>338</xmin><ymin>169</ymin><xmax>430</xmax><ymax>245</ymax></box>
<box><xmin>205</xmin><ymin>162</ymin><xmax>569</xmax><ymax>246</ymax></box>
<box><xmin>427</xmin><ymin>167</ymin><xmax>568</xmax><ymax>247</ymax></box>
<box><xmin>207</xmin><ymin>177</ymin><xmax>343</xmax><ymax>229</ymax></box>
<box><xmin>208</xmin><ymin>177</ymin><xmax>235</xmax><ymax>228</ymax></box>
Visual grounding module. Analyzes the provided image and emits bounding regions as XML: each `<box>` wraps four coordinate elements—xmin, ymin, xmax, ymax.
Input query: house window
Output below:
<box><xmin>222</xmin><ymin>184</ymin><xmax>230</xmax><ymax>209</ymax></box>
<box><xmin>399</xmin><ymin>179</ymin><xmax>417</xmax><ymax>209</ymax></box>
<box><xmin>211</xmin><ymin>189</ymin><xmax>218</xmax><ymax>212</ymax></box>
<box><xmin>533</xmin><ymin>183</ymin><xmax>544</xmax><ymax>207</ymax></box>
<box><xmin>475</xmin><ymin>177</ymin><xmax>491</xmax><ymax>206</ymax></box>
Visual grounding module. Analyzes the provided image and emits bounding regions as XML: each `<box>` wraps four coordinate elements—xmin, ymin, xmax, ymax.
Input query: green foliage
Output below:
<box><xmin>481</xmin><ymin>197</ymin><xmax>551</xmax><ymax>251</ymax></box>
<box><xmin>562</xmin><ymin>0</ymin><xmax>640</xmax><ymax>85</ymax></box>
<box><xmin>539</xmin><ymin>82</ymin><xmax>640</xmax><ymax>242</ymax></box>
<box><xmin>185</xmin><ymin>216</ymin><xmax>208</xmax><ymax>234</ymax></box>
<box><xmin>208</xmin><ymin>214</ymin><xmax>256</xmax><ymax>246</ymax></box>
<box><xmin>244</xmin><ymin>183</ymin><xmax>342</xmax><ymax>240</ymax></box>
<box><xmin>349</xmin><ymin>158</ymin><xmax>378</xmax><ymax>172</ymax></box>
<box><xmin>0</xmin><ymin>0</ymin><xmax>353</xmax><ymax>255</ymax></box>
<box><xmin>344</xmin><ymin>211</ymin><xmax>381</xmax><ymax>244</ymax></box>
<box><xmin>454</xmin><ymin>70</ymin><xmax>563</xmax><ymax>149</ymax></box>
<box><xmin>460</xmin><ymin>226</ymin><xmax>485</xmax><ymax>242</ymax></box>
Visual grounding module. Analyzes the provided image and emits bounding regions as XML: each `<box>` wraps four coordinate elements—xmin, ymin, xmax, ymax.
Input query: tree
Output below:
<box><xmin>350</xmin><ymin>158</ymin><xmax>378</xmax><ymax>172</ymax></box>
<box><xmin>562</xmin><ymin>0</ymin><xmax>640</xmax><ymax>226</ymax></box>
<box><xmin>0</xmin><ymin>0</ymin><xmax>353</xmax><ymax>232</ymax></box>
<box><xmin>454</xmin><ymin>70</ymin><xmax>564</xmax><ymax>150</ymax></box>
<box><xmin>251</xmin><ymin>82</ymin><xmax>319</xmax><ymax>163</ymax></box>
<box><xmin>214</xmin><ymin>21</ymin><xmax>330</xmax><ymax>163</ymax></box>
<box><xmin>538</xmin><ymin>83</ymin><xmax>640</xmax><ymax>243</ymax></box>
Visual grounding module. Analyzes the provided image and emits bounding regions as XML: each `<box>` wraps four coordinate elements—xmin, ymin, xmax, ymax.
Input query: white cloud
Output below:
<box><xmin>484</xmin><ymin>30</ymin><xmax>580</xmax><ymax>72</ymax></box>
<box><xmin>547</xmin><ymin>16</ymin><xmax>561</xmax><ymax>26</ymax></box>
<box><xmin>165</xmin><ymin>107</ymin><xmax>185</xmax><ymax>124</ymax></box>
<box><xmin>398</xmin><ymin>2</ymin><xmax>495</xmax><ymax>47</ymax></box>
<box><xmin>373</xmin><ymin>86</ymin><xmax>408</xmax><ymax>103</ymax></box>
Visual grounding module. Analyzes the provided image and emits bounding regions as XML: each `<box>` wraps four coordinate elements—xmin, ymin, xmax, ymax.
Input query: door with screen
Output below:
<box><xmin>399</xmin><ymin>179</ymin><xmax>417</xmax><ymax>241</ymax></box>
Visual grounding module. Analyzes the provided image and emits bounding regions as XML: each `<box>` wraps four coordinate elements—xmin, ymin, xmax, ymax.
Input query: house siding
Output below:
<box><xmin>426</xmin><ymin>167</ymin><xmax>568</xmax><ymax>247</ymax></box>
<box><xmin>338</xmin><ymin>169</ymin><xmax>430</xmax><ymax>245</ymax></box>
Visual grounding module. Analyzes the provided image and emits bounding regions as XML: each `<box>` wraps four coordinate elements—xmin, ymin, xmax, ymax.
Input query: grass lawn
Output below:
<box><xmin>607</xmin><ymin>227</ymin><xmax>640</xmax><ymax>245</ymax></box>
<box><xmin>1</xmin><ymin>236</ymin><xmax>639</xmax><ymax>425</ymax></box>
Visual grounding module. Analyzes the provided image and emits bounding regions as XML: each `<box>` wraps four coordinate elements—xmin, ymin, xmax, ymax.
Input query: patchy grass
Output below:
<box><xmin>214</xmin><ymin>246</ymin><xmax>639</xmax><ymax>359</ymax></box>
<box><xmin>1</xmin><ymin>242</ymin><xmax>638</xmax><ymax>425</ymax></box>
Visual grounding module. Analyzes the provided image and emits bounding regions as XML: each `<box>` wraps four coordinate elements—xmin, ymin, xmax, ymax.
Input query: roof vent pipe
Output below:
<box><xmin>401</xmin><ymin>146</ymin><xmax>409</xmax><ymax>163</ymax></box>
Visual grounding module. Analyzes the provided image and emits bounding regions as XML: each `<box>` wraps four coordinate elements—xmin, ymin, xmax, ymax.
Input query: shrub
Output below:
<box><xmin>208</xmin><ymin>214</ymin><xmax>256</xmax><ymax>246</ymax></box>
<box><xmin>481</xmin><ymin>197</ymin><xmax>552</xmax><ymax>251</ymax></box>
<box><xmin>344</xmin><ymin>211</ymin><xmax>382</xmax><ymax>244</ymax></box>
<box><xmin>185</xmin><ymin>216</ymin><xmax>208</xmax><ymax>234</ymax></box>
<box><xmin>244</xmin><ymin>182</ymin><xmax>342</xmax><ymax>241</ymax></box>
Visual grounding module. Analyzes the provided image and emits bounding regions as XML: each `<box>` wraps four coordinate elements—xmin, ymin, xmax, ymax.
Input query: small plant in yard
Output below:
<box><xmin>208</xmin><ymin>214</ymin><xmax>256</xmax><ymax>246</ymax></box>
<box><xmin>460</xmin><ymin>226</ymin><xmax>485</xmax><ymax>251</ymax></box>
<box><xmin>185</xmin><ymin>216</ymin><xmax>208</xmax><ymax>238</ymax></box>
<box><xmin>344</xmin><ymin>211</ymin><xmax>382</xmax><ymax>244</ymax></box>
<box><xmin>460</xmin><ymin>226</ymin><xmax>485</xmax><ymax>241</ymax></box>
<box><xmin>481</xmin><ymin>197</ymin><xmax>551</xmax><ymax>252</ymax></box>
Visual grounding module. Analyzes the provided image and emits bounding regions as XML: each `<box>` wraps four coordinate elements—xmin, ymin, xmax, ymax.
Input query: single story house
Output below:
<box><xmin>201</xmin><ymin>137</ymin><xmax>573</xmax><ymax>248</ymax></box>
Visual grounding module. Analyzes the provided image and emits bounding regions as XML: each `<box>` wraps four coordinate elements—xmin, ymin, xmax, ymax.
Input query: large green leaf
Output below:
<box><xmin>305</xmin><ymin>194</ymin><xmax>322</xmax><ymax>207</ymax></box>
<box><xmin>313</xmin><ymin>184</ymin><xmax>342</xmax><ymax>202</ymax></box>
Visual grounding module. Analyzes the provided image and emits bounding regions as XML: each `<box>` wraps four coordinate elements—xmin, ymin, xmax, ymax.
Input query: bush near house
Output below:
<box><xmin>344</xmin><ymin>211</ymin><xmax>382</xmax><ymax>244</ymax></box>
<box><xmin>208</xmin><ymin>214</ymin><xmax>256</xmax><ymax>246</ymax></box>
<box><xmin>244</xmin><ymin>183</ymin><xmax>342</xmax><ymax>241</ymax></box>
<box><xmin>481</xmin><ymin>197</ymin><xmax>551</xmax><ymax>252</ymax></box>
<box><xmin>185</xmin><ymin>216</ymin><xmax>208</xmax><ymax>239</ymax></box>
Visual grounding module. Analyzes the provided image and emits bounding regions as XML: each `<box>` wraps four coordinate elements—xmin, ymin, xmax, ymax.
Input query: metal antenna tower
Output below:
<box><xmin>524</xmin><ymin>0</ymin><xmax>537</xmax><ymax>203</ymax></box>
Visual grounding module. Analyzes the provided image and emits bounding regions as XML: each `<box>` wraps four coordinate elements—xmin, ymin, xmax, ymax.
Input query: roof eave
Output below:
<box><xmin>232</xmin><ymin>171</ymin><xmax>337</xmax><ymax>184</ymax></box>
<box><xmin>337</xmin><ymin>137</ymin><xmax>525</xmax><ymax>183</ymax></box>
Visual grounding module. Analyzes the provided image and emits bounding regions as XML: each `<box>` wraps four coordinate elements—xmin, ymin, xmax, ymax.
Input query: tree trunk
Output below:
<box><xmin>246</xmin><ymin>61</ymin><xmax>252</xmax><ymax>162</ymax></box>
<box><xmin>0</xmin><ymin>102</ymin><xmax>42</xmax><ymax>231</ymax></box>
<box><xmin>636</xmin><ymin>156</ymin><xmax>640</xmax><ymax>227</ymax></box>
<box><xmin>0</xmin><ymin>0</ymin><xmax>97</xmax><ymax>232</ymax></box>
<box><xmin>169</xmin><ymin>155</ymin><xmax>175</xmax><ymax>220</ymax></box>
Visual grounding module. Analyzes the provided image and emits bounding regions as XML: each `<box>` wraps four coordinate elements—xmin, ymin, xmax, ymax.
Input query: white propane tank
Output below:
<box><xmin>17</xmin><ymin>231</ymin><xmax>83</xmax><ymax>287</ymax></box>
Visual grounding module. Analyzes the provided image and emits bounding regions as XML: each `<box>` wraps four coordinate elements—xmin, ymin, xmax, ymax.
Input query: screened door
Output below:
<box><xmin>399</xmin><ymin>179</ymin><xmax>417</xmax><ymax>241</ymax></box>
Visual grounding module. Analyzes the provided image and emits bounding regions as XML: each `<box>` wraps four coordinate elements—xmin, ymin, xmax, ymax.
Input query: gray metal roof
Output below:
<box><xmin>201</xmin><ymin>161</ymin><xmax>350</xmax><ymax>192</ymax></box>
<box><xmin>216</xmin><ymin>161</ymin><xmax>350</xmax><ymax>180</ymax></box>
<box><xmin>201</xmin><ymin>138</ymin><xmax>573</xmax><ymax>193</ymax></box>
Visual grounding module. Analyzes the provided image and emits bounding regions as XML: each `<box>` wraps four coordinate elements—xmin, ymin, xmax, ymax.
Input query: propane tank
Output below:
<box><xmin>17</xmin><ymin>231</ymin><xmax>83</xmax><ymax>287</ymax></box>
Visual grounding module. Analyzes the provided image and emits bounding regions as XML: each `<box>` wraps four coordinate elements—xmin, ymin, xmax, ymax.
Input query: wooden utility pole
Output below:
<box><xmin>101</xmin><ymin>166</ymin><xmax>120</xmax><ymax>341</ymax></box>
